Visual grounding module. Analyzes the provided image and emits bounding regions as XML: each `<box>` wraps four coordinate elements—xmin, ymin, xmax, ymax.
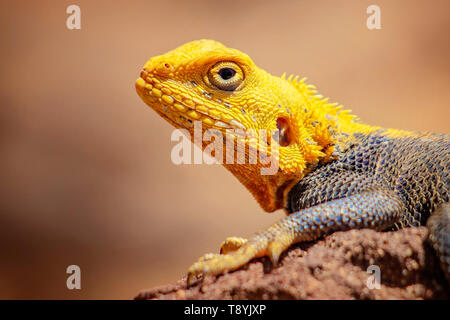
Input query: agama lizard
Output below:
<box><xmin>135</xmin><ymin>40</ymin><xmax>449</xmax><ymax>285</ymax></box>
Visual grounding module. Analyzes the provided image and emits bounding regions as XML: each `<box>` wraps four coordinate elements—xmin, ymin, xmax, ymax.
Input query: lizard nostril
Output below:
<box><xmin>155</xmin><ymin>62</ymin><xmax>173</xmax><ymax>74</ymax></box>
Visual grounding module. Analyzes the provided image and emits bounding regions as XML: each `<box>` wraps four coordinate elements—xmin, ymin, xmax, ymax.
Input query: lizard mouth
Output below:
<box><xmin>135</xmin><ymin>71</ymin><xmax>247</xmax><ymax>131</ymax></box>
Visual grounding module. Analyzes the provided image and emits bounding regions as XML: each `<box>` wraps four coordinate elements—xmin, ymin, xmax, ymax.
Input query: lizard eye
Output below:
<box><xmin>276</xmin><ymin>117</ymin><xmax>293</xmax><ymax>147</ymax></box>
<box><xmin>207</xmin><ymin>61</ymin><xmax>244</xmax><ymax>91</ymax></box>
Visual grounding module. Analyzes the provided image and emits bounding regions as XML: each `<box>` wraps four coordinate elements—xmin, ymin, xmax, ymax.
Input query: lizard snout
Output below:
<box><xmin>143</xmin><ymin>57</ymin><xmax>174</xmax><ymax>77</ymax></box>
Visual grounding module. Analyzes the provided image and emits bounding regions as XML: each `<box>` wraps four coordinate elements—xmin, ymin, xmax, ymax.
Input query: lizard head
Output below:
<box><xmin>136</xmin><ymin>39</ymin><xmax>355</xmax><ymax>212</ymax></box>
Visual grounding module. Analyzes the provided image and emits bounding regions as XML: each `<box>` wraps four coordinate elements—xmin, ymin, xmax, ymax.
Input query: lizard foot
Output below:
<box><xmin>186</xmin><ymin>232</ymin><xmax>294</xmax><ymax>286</ymax></box>
<box><xmin>193</xmin><ymin>237</ymin><xmax>248</xmax><ymax>263</ymax></box>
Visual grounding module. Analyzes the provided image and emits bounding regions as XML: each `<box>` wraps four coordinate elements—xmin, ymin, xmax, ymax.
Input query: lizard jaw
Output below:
<box><xmin>136</xmin><ymin>73</ymin><xmax>294</xmax><ymax>212</ymax></box>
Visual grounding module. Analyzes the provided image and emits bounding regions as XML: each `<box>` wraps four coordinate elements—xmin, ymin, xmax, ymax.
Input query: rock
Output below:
<box><xmin>135</xmin><ymin>227</ymin><xmax>449</xmax><ymax>300</ymax></box>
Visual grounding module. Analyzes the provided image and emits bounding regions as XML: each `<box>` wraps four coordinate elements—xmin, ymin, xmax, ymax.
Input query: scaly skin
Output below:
<box><xmin>135</xmin><ymin>40</ymin><xmax>449</xmax><ymax>285</ymax></box>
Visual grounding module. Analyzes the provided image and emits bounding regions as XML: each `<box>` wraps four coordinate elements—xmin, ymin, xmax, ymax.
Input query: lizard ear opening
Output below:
<box><xmin>276</xmin><ymin>116</ymin><xmax>293</xmax><ymax>147</ymax></box>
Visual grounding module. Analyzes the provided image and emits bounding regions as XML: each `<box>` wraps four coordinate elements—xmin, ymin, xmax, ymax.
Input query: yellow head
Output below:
<box><xmin>135</xmin><ymin>40</ymin><xmax>362</xmax><ymax>211</ymax></box>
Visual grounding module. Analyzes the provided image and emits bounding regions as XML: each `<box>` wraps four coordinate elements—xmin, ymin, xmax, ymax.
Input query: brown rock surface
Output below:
<box><xmin>136</xmin><ymin>227</ymin><xmax>449</xmax><ymax>300</ymax></box>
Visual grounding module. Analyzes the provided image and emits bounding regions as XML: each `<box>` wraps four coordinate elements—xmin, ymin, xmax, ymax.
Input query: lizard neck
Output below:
<box><xmin>220</xmin><ymin>98</ymin><xmax>378</xmax><ymax>213</ymax></box>
<box><xmin>240</xmin><ymin>90</ymin><xmax>386</xmax><ymax>212</ymax></box>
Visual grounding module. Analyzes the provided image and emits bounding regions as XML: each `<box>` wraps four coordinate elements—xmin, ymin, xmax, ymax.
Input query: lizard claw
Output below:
<box><xmin>186</xmin><ymin>265</ymin><xmax>208</xmax><ymax>287</ymax></box>
<box><xmin>267</xmin><ymin>240</ymin><xmax>286</xmax><ymax>266</ymax></box>
<box><xmin>186</xmin><ymin>247</ymin><xmax>255</xmax><ymax>286</ymax></box>
<box><xmin>186</xmin><ymin>236</ymin><xmax>251</xmax><ymax>286</ymax></box>
<box><xmin>185</xmin><ymin>238</ymin><xmax>268</xmax><ymax>286</ymax></box>
<box><xmin>185</xmin><ymin>231</ymin><xmax>295</xmax><ymax>286</ymax></box>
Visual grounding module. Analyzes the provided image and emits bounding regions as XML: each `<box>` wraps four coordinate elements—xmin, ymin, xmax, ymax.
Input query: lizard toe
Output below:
<box><xmin>219</xmin><ymin>236</ymin><xmax>248</xmax><ymax>254</ymax></box>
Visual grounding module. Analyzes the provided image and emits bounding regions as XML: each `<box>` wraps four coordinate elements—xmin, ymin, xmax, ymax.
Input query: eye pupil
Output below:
<box><xmin>218</xmin><ymin>68</ymin><xmax>236</xmax><ymax>80</ymax></box>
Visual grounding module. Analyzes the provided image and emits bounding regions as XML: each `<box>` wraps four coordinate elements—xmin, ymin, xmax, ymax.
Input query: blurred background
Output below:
<box><xmin>0</xmin><ymin>0</ymin><xmax>448</xmax><ymax>299</ymax></box>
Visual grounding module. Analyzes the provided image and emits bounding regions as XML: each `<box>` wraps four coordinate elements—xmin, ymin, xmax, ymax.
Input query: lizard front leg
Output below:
<box><xmin>187</xmin><ymin>188</ymin><xmax>404</xmax><ymax>285</ymax></box>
